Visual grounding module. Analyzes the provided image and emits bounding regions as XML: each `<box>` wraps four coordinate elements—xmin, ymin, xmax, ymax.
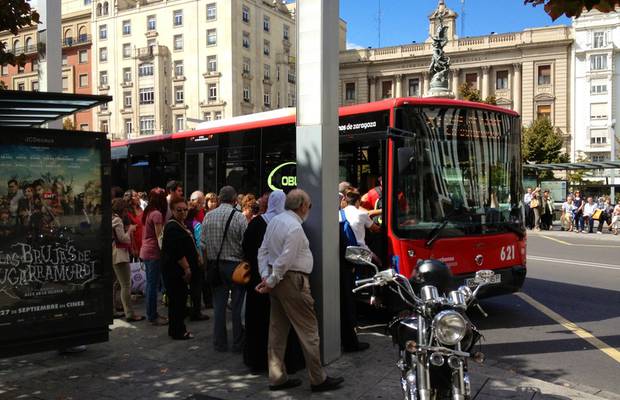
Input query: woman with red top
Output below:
<box><xmin>140</xmin><ymin>188</ymin><xmax>169</xmax><ymax>326</ymax></box>
<box><xmin>124</xmin><ymin>190</ymin><xmax>144</xmax><ymax>258</ymax></box>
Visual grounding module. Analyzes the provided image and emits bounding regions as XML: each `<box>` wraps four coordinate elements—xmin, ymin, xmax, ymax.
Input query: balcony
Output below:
<box><xmin>12</xmin><ymin>43</ymin><xmax>42</xmax><ymax>56</ymax></box>
<box><xmin>63</xmin><ymin>35</ymin><xmax>92</xmax><ymax>48</ymax></box>
<box><xmin>136</xmin><ymin>46</ymin><xmax>154</xmax><ymax>60</ymax></box>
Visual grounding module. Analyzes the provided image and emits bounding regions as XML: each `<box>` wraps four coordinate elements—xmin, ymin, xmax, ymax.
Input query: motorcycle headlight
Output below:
<box><xmin>433</xmin><ymin>310</ymin><xmax>467</xmax><ymax>346</ymax></box>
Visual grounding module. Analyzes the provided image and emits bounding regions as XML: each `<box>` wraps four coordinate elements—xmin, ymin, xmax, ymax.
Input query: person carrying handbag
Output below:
<box><xmin>201</xmin><ymin>186</ymin><xmax>248</xmax><ymax>352</ymax></box>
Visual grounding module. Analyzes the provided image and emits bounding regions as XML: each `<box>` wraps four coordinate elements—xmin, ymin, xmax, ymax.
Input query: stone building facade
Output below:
<box><xmin>338</xmin><ymin>0</ymin><xmax>573</xmax><ymax>150</ymax></box>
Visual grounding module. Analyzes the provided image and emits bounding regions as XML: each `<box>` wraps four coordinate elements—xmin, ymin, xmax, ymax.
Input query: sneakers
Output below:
<box><xmin>269</xmin><ymin>378</ymin><xmax>302</xmax><ymax>391</ymax></box>
<box><xmin>311</xmin><ymin>376</ymin><xmax>344</xmax><ymax>392</ymax></box>
<box><xmin>597</xmin><ymin>231</ymin><xmax>602</xmax><ymax>235</ymax></box>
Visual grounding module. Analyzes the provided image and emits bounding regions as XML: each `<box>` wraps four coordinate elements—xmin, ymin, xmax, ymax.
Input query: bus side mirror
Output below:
<box><xmin>398</xmin><ymin>147</ymin><xmax>416</xmax><ymax>175</ymax></box>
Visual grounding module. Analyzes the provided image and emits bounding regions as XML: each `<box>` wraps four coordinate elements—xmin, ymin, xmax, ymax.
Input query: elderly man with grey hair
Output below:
<box><xmin>257</xmin><ymin>189</ymin><xmax>344</xmax><ymax>393</ymax></box>
<box><xmin>202</xmin><ymin>185</ymin><xmax>248</xmax><ymax>352</ymax></box>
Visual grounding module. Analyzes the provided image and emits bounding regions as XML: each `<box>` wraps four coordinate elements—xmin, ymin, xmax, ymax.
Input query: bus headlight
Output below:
<box><xmin>433</xmin><ymin>310</ymin><xmax>467</xmax><ymax>346</ymax></box>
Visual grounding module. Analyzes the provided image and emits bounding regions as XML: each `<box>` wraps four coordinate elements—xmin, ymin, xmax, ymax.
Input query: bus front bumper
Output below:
<box><xmin>454</xmin><ymin>265</ymin><xmax>527</xmax><ymax>298</ymax></box>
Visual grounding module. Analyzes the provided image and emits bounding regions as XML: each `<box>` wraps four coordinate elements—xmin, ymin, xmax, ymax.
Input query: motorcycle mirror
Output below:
<box><xmin>345</xmin><ymin>246</ymin><xmax>373</xmax><ymax>266</ymax></box>
<box><xmin>474</xmin><ymin>269</ymin><xmax>496</xmax><ymax>284</ymax></box>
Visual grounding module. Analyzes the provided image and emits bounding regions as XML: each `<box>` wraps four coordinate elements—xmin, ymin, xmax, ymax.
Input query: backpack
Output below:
<box><xmin>339</xmin><ymin>209</ymin><xmax>358</xmax><ymax>247</ymax></box>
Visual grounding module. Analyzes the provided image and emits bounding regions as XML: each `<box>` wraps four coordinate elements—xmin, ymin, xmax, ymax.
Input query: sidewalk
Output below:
<box><xmin>1</xmin><ymin>310</ymin><xmax>617</xmax><ymax>400</ymax></box>
<box><xmin>528</xmin><ymin>221</ymin><xmax>620</xmax><ymax>241</ymax></box>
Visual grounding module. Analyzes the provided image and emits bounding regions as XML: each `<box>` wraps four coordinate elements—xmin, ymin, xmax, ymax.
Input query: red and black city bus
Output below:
<box><xmin>111</xmin><ymin>97</ymin><xmax>526</xmax><ymax>295</ymax></box>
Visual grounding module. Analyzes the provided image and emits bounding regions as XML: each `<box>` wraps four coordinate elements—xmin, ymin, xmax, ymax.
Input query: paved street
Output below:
<box><xmin>470</xmin><ymin>229</ymin><xmax>620</xmax><ymax>398</ymax></box>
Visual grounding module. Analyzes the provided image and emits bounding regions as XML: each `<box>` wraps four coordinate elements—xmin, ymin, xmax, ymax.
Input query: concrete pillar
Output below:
<box><xmin>452</xmin><ymin>68</ymin><xmax>460</xmax><ymax>99</ymax></box>
<box><xmin>513</xmin><ymin>63</ymin><xmax>522</xmax><ymax>114</ymax></box>
<box><xmin>296</xmin><ymin>0</ymin><xmax>341</xmax><ymax>363</ymax></box>
<box><xmin>369</xmin><ymin>76</ymin><xmax>376</xmax><ymax>101</ymax></box>
<box><xmin>38</xmin><ymin>0</ymin><xmax>62</xmax><ymax>129</ymax></box>
<box><xmin>481</xmin><ymin>66</ymin><xmax>490</xmax><ymax>100</ymax></box>
<box><xmin>395</xmin><ymin>74</ymin><xmax>402</xmax><ymax>98</ymax></box>
<box><xmin>423</xmin><ymin>72</ymin><xmax>430</xmax><ymax>95</ymax></box>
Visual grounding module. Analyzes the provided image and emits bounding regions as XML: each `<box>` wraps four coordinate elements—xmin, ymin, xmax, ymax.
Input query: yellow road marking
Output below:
<box><xmin>537</xmin><ymin>234</ymin><xmax>617</xmax><ymax>248</ymax></box>
<box><xmin>516</xmin><ymin>292</ymin><xmax>620</xmax><ymax>365</ymax></box>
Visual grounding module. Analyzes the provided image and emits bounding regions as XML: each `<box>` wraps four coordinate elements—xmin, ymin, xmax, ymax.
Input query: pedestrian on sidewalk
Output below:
<box><xmin>257</xmin><ymin>189</ymin><xmax>344</xmax><ymax>393</ymax></box>
<box><xmin>161</xmin><ymin>197</ymin><xmax>198</xmax><ymax>340</ymax></box>
<box><xmin>573</xmin><ymin>191</ymin><xmax>585</xmax><ymax>232</ymax></box>
<box><xmin>530</xmin><ymin>188</ymin><xmax>542</xmax><ymax>231</ymax></box>
<box><xmin>202</xmin><ymin>186</ymin><xmax>248</xmax><ymax>352</ymax></box>
<box><xmin>187</xmin><ymin>191</ymin><xmax>209</xmax><ymax>321</ymax></box>
<box><xmin>523</xmin><ymin>187</ymin><xmax>533</xmax><ymax>229</ymax></box>
<box><xmin>541</xmin><ymin>190</ymin><xmax>554</xmax><ymax>230</ymax></box>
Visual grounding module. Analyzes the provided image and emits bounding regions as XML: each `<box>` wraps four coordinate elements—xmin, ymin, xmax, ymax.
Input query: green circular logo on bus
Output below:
<box><xmin>267</xmin><ymin>161</ymin><xmax>297</xmax><ymax>191</ymax></box>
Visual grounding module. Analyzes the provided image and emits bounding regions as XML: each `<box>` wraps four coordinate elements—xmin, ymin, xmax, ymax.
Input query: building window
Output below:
<box><xmin>288</xmin><ymin>67</ymin><xmax>296</xmax><ymax>84</ymax></box>
<box><xmin>263</xmin><ymin>16</ymin><xmax>270</xmax><ymax>32</ymax></box>
<box><xmin>147</xmin><ymin>15</ymin><xmax>156</xmax><ymax>31</ymax></box>
<box><xmin>263</xmin><ymin>40</ymin><xmax>270</xmax><ymax>56</ymax></box>
<box><xmin>591</xmin><ymin>83</ymin><xmax>607</xmax><ymax>94</ymax></box>
<box><xmin>79</xmin><ymin>50</ymin><xmax>88</xmax><ymax>63</ymax></box>
<box><xmin>590</xmin><ymin>54</ymin><xmax>607</xmax><ymax>71</ymax></box>
<box><xmin>283</xmin><ymin>24</ymin><xmax>290</xmax><ymax>40</ymax></box>
<box><xmin>139</xmin><ymin>63</ymin><xmax>154</xmax><ymax>77</ymax></box>
<box><xmin>264</xmin><ymin>64</ymin><xmax>270</xmax><ymax>80</ymax></box>
<box><xmin>123</xmin><ymin>43</ymin><xmax>131</xmax><ymax>58</ymax></box>
<box><xmin>242</xmin><ymin>58</ymin><xmax>251</xmax><ymax>74</ymax></box>
<box><xmin>62</xmin><ymin>76</ymin><xmax>68</xmax><ymax>91</ymax></box>
<box><xmin>124</xmin><ymin>91</ymin><xmax>132</xmax><ymax>107</ymax></box>
<box><xmin>243</xmin><ymin>86</ymin><xmax>251</xmax><ymax>102</ymax></box>
<box><xmin>537</xmin><ymin>104</ymin><xmax>551</xmax><ymax>120</ymax></box>
<box><xmin>203</xmin><ymin>112</ymin><xmax>212</xmax><ymax>121</ymax></box>
<box><xmin>242</xmin><ymin>31</ymin><xmax>250</xmax><ymax>48</ymax></box>
<box><xmin>288</xmin><ymin>92</ymin><xmax>296</xmax><ymax>107</ymax></box>
<box><xmin>0</xmin><ymin>65</ymin><xmax>7</xmax><ymax>76</ymax></box>
<box><xmin>80</xmin><ymin>123</ymin><xmax>88</xmax><ymax>130</ymax></box>
<box><xmin>173</xmin><ymin>10</ymin><xmax>183</xmax><ymax>26</ymax></box>
<box><xmin>465</xmin><ymin>73</ymin><xmax>477</xmax><ymax>86</ymax></box>
<box><xmin>345</xmin><ymin>82</ymin><xmax>356</xmax><ymax>101</ymax></box>
<box><xmin>62</xmin><ymin>54</ymin><xmax>68</xmax><ymax>65</ymax></box>
<box><xmin>537</xmin><ymin>65</ymin><xmax>551</xmax><ymax>85</ymax></box>
<box><xmin>125</xmin><ymin>119</ymin><xmax>133</xmax><ymax>135</ymax></box>
<box><xmin>140</xmin><ymin>116</ymin><xmax>155</xmax><ymax>135</ymax></box>
<box><xmin>84</xmin><ymin>0</ymin><xmax>92</xmax><ymax>5</ymax></box>
<box><xmin>101</xmin><ymin>102</ymin><xmax>108</xmax><ymax>111</ymax></box>
<box><xmin>242</xmin><ymin>6</ymin><xmax>250</xmax><ymax>23</ymax></box>
<box><xmin>590</xmin><ymin>129</ymin><xmax>608</xmax><ymax>146</ymax></box>
<box><xmin>31</xmin><ymin>81</ymin><xmax>39</xmax><ymax>91</ymax></box>
<box><xmin>99</xmin><ymin>24</ymin><xmax>107</xmax><ymax>40</ymax></box>
<box><xmin>496</xmin><ymin>70</ymin><xmax>508</xmax><ymax>90</ymax></box>
<box><xmin>99</xmin><ymin>47</ymin><xmax>108</xmax><ymax>62</ymax></box>
<box><xmin>175</xmin><ymin>115</ymin><xmax>184</xmax><ymax>131</ymax></box>
<box><xmin>17</xmin><ymin>64</ymin><xmax>24</xmax><ymax>73</ymax></box>
<box><xmin>175</xmin><ymin>86</ymin><xmax>184</xmax><ymax>103</ymax></box>
<box><xmin>122</xmin><ymin>20</ymin><xmax>131</xmax><ymax>35</ymax></box>
<box><xmin>214</xmin><ymin>111</ymin><xmax>222</xmax><ymax>120</ymax></box>
<box><xmin>17</xmin><ymin>83</ymin><xmax>25</xmax><ymax>91</ymax></box>
<box><xmin>590</xmin><ymin>103</ymin><xmax>607</xmax><ymax>120</ymax></box>
<box><xmin>593</xmin><ymin>32</ymin><xmax>605</xmax><ymax>49</ymax></box>
<box><xmin>207</xmin><ymin>29</ymin><xmax>217</xmax><ymax>46</ymax></box>
<box><xmin>207</xmin><ymin>3</ymin><xmax>216</xmax><ymax>20</ymax></box>
<box><xmin>123</xmin><ymin>67</ymin><xmax>132</xmax><ymax>82</ymax></box>
<box><xmin>102</xmin><ymin>1</ymin><xmax>109</xmax><ymax>15</ymax></box>
<box><xmin>79</xmin><ymin>74</ymin><xmax>88</xmax><ymax>87</ymax></box>
<box><xmin>207</xmin><ymin>55</ymin><xmax>217</xmax><ymax>72</ymax></box>
<box><xmin>99</xmin><ymin>71</ymin><xmax>108</xmax><ymax>86</ymax></box>
<box><xmin>139</xmin><ymin>87</ymin><xmax>155</xmax><ymax>104</ymax></box>
<box><xmin>208</xmin><ymin>83</ymin><xmax>217</xmax><ymax>100</ymax></box>
<box><xmin>381</xmin><ymin>81</ymin><xmax>392</xmax><ymax>99</ymax></box>
<box><xmin>264</xmin><ymin>92</ymin><xmax>271</xmax><ymax>107</ymax></box>
<box><xmin>101</xmin><ymin>120</ymin><xmax>109</xmax><ymax>132</ymax></box>
<box><xmin>408</xmin><ymin>78</ymin><xmax>420</xmax><ymax>96</ymax></box>
<box><xmin>174</xmin><ymin>60</ymin><xmax>184</xmax><ymax>77</ymax></box>
<box><xmin>174</xmin><ymin>34</ymin><xmax>183</xmax><ymax>50</ymax></box>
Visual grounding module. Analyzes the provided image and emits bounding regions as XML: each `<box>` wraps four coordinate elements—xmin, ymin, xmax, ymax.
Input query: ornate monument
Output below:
<box><xmin>425</xmin><ymin>4</ymin><xmax>455</xmax><ymax>98</ymax></box>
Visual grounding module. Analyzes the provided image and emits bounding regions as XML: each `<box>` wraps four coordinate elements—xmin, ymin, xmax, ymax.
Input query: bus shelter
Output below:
<box><xmin>0</xmin><ymin>90</ymin><xmax>113</xmax><ymax>358</ymax></box>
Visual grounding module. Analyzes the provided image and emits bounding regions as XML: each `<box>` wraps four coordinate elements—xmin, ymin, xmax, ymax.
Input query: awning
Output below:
<box><xmin>524</xmin><ymin>161</ymin><xmax>620</xmax><ymax>171</ymax></box>
<box><xmin>0</xmin><ymin>90</ymin><xmax>111</xmax><ymax>127</ymax></box>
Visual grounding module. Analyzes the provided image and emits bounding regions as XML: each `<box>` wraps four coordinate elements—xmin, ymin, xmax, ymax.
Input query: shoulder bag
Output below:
<box><xmin>206</xmin><ymin>209</ymin><xmax>236</xmax><ymax>287</ymax></box>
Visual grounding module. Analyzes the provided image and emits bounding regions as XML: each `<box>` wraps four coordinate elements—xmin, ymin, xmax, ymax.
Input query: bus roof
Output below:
<box><xmin>111</xmin><ymin>97</ymin><xmax>519</xmax><ymax>148</ymax></box>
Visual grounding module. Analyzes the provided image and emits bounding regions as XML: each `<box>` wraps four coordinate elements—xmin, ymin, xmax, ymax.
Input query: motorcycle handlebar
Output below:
<box><xmin>355</xmin><ymin>277</ymin><xmax>375</xmax><ymax>286</ymax></box>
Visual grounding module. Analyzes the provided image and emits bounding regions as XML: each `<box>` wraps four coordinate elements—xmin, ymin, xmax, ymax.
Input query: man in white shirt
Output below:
<box><xmin>257</xmin><ymin>189</ymin><xmax>344</xmax><ymax>393</ymax></box>
<box><xmin>583</xmin><ymin>196</ymin><xmax>598</xmax><ymax>233</ymax></box>
<box><xmin>523</xmin><ymin>187</ymin><xmax>532</xmax><ymax>229</ymax></box>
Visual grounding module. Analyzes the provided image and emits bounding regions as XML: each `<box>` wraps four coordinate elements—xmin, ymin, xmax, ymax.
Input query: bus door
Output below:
<box><xmin>184</xmin><ymin>148</ymin><xmax>218</xmax><ymax>195</ymax></box>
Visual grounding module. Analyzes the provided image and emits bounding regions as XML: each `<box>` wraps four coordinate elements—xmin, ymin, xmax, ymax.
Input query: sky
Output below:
<box><xmin>337</xmin><ymin>0</ymin><xmax>571</xmax><ymax>49</ymax></box>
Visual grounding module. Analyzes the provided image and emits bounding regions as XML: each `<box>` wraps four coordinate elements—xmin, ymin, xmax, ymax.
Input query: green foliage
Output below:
<box><xmin>523</xmin><ymin>118</ymin><xmax>569</xmax><ymax>180</ymax></box>
<box><xmin>484</xmin><ymin>95</ymin><xmax>497</xmax><ymax>105</ymax></box>
<box><xmin>524</xmin><ymin>0</ymin><xmax>620</xmax><ymax>20</ymax></box>
<box><xmin>567</xmin><ymin>154</ymin><xmax>589</xmax><ymax>185</ymax></box>
<box><xmin>63</xmin><ymin>118</ymin><xmax>76</xmax><ymax>130</ymax></box>
<box><xmin>458</xmin><ymin>83</ymin><xmax>498</xmax><ymax>105</ymax></box>
<box><xmin>0</xmin><ymin>0</ymin><xmax>40</xmax><ymax>66</ymax></box>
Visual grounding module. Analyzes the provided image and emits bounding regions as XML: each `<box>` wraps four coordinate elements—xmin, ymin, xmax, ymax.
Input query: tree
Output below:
<box><xmin>523</xmin><ymin>118</ymin><xmax>570</xmax><ymax>179</ymax></box>
<box><xmin>458</xmin><ymin>82</ymin><xmax>498</xmax><ymax>105</ymax></box>
<box><xmin>63</xmin><ymin>118</ymin><xmax>76</xmax><ymax>130</ymax></box>
<box><xmin>524</xmin><ymin>0</ymin><xmax>620</xmax><ymax>21</ymax></box>
<box><xmin>0</xmin><ymin>0</ymin><xmax>40</xmax><ymax>66</ymax></box>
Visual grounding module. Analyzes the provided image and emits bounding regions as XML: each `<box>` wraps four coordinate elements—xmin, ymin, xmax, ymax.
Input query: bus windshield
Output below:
<box><xmin>393</xmin><ymin>105</ymin><xmax>523</xmax><ymax>240</ymax></box>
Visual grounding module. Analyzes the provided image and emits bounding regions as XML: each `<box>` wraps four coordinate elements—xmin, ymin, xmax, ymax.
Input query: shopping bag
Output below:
<box><xmin>592</xmin><ymin>209</ymin><xmax>603</xmax><ymax>220</ymax></box>
<box><xmin>130</xmin><ymin>261</ymin><xmax>146</xmax><ymax>295</ymax></box>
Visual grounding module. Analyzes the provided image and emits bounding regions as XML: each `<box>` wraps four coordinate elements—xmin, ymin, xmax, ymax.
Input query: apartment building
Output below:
<box><xmin>338</xmin><ymin>0</ymin><xmax>573</xmax><ymax>151</ymax></box>
<box><xmin>0</xmin><ymin>0</ymin><xmax>93</xmax><ymax>130</ymax></box>
<box><xmin>91</xmin><ymin>0</ymin><xmax>296</xmax><ymax>139</ymax></box>
<box><xmin>572</xmin><ymin>8</ymin><xmax>620</xmax><ymax>186</ymax></box>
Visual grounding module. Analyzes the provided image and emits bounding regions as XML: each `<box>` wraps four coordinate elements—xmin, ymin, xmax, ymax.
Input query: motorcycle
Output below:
<box><xmin>345</xmin><ymin>246</ymin><xmax>495</xmax><ymax>400</ymax></box>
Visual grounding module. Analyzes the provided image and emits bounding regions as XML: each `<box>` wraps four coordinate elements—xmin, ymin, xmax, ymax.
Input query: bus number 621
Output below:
<box><xmin>500</xmin><ymin>245</ymin><xmax>515</xmax><ymax>261</ymax></box>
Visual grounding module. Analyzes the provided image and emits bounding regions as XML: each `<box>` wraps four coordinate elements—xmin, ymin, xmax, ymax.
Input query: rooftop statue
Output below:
<box><xmin>426</xmin><ymin>11</ymin><xmax>454</xmax><ymax>98</ymax></box>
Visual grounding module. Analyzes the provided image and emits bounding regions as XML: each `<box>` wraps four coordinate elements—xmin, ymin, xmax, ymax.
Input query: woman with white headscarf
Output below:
<box><xmin>242</xmin><ymin>191</ymin><xmax>304</xmax><ymax>374</ymax></box>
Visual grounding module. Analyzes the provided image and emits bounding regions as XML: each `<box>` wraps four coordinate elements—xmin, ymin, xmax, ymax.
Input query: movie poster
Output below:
<box><xmin>0</xmin><ymin>130</ymin><xmax>111</xmax><ymax>353</ymax></box>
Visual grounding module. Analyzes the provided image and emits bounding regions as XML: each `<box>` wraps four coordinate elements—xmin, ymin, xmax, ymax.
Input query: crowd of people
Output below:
<box><xmin>524</xmin><ymin>187</ymin><xmax>620</xmax><ymax>234</ymax></box>
<box><xmin>108</xmin><ymin>179</ymin><xmax>384</xmax><ymax>392</ymax></box>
